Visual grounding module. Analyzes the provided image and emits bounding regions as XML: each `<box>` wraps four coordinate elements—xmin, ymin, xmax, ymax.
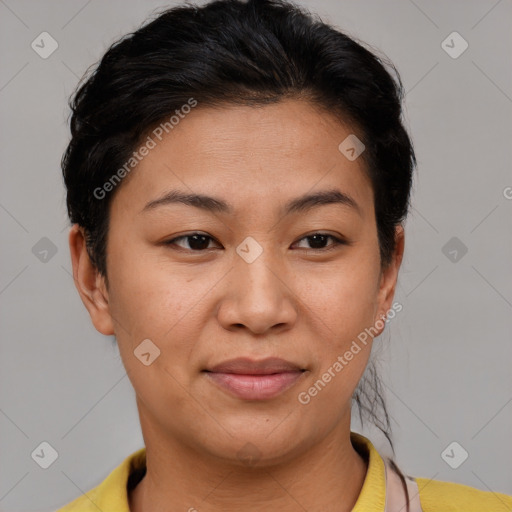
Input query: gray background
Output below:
<box><xmin>0</xmin><ymin>0</ymin><xmax>511</xmax><ymax>510</ymax></box>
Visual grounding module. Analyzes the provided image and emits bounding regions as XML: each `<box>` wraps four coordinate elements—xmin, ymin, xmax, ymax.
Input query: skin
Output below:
<box><xmin>69</xmin><ymin>98</ymin><xmax>404</xmax><ymax>512</ymax></box>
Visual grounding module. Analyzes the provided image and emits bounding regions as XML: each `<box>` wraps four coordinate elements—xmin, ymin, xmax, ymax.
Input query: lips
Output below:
<box><xmin>204</xmin><ymin>357</ymin><xmax>306</xmax><ymax>400</ymax></box>
<box><xmin>206</xmin><ymin>357</ymin><xmax>303</xmax><ymax>375</ymax></box>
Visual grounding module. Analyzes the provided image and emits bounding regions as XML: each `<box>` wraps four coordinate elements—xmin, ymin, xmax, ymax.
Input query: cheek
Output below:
<box><xmin>107</xmin><ymin>257</ymin><xmax>204</xmax><ymax>411</ymax></box>
<box><xmin>300</xmin><ymin>253</ymin><xmax>381</xmax><ymax>342</ymax></box>
<box><xmin>107</xmin><ymin>243</ymin><xmax>190</xmax><ymax>334</ymax></box>
<box><xmin>294</xmin><ymin>275</ymin><xmax>377</xmax><ymax>419</ymax></box>
<box><xmin>106</xmin><ymin>243</ymin><xmax>228</xmax><ymax>383</ymax></box>
<box><xmin>292</xmin><ymin>248</ymin><xmax>381</xmax><ymax>406</ymax></box>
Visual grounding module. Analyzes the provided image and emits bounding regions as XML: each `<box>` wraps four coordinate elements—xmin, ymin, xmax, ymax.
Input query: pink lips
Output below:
<box><xmin>204</xmin><ymin>357</ymin><xmax>305</xmax><ymax>400</ymax></box>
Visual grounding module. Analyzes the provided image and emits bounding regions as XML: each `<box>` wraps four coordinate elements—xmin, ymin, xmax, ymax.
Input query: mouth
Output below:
<box><xmin>203</xmin><ymin>357</ymin><xmax>307</xmax><ymax>400</ymax></box>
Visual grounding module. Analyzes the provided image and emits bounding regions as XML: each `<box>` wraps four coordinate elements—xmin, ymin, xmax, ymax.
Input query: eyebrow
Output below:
<box><xmin>141</xmin><ymin>188</ymin><xmax>361</xmax><ymax>217</ymax></box>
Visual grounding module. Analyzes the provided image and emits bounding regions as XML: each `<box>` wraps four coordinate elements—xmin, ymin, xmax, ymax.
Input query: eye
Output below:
<box><xmin>162</xmin><ymin>232</ymin><xmax>347</xmax><ymax>252</ymax></box>
<box><xmin>292</xmin><ymin>233</ymin><xmax>347</xmax><ymax>251</ymax></box>
<box><xmin>163</xmin><ymin>233</ymin><xmax>221</xmax><ymax>251</ymax></box>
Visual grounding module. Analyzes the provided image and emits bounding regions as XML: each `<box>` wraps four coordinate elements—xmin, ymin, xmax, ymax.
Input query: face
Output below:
<box><xmin>72</xmin><ymin>99</ymin><xmax>403</xmax><ymax>465</ymax></box>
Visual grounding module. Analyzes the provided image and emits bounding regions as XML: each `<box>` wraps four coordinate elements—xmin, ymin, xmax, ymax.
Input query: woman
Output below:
<box><xmin>58</xmin><ymin>0</ymin><xmax>512</xmax><ymax>510</ymax></box>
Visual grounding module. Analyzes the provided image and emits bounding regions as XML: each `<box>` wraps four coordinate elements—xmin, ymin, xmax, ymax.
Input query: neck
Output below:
<box><xmin>129</xmin><ymin>407</ymin><xmax>368</xmax><ymax>512</ymax></box>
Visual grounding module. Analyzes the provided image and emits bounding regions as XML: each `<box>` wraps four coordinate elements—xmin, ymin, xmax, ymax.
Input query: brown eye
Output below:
<box><xmin>293</xmin><ymin>233</ymin><xmax>346</xmax><ymax>251</ymax></box>
<box><xmin>164</xmin><ymin>233</ymin><xmax>220</xmax><ymax>251</ymax></box>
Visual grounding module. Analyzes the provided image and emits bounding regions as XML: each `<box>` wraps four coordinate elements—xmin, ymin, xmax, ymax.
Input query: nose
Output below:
<box><xmin>216</xmin><ymin>246</ymin><xmax>298</xmax><ymax>335</ymax></box>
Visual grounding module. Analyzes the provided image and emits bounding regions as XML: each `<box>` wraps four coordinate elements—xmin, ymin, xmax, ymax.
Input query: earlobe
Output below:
<box><xmin>68</xmin><ymin>224</ymin><xmax>114</xmax><ymax>335</ymax></box>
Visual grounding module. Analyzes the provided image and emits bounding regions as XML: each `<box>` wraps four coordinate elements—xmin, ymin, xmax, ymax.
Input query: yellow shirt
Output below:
<box><xmin>57</xmin><ymin>432</ymin><xmax>512</xmax><ymax>511</ymax></box>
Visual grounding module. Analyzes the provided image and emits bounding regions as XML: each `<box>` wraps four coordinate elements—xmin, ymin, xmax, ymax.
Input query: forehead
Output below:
<box><xmin>113</xmin><ymin>99</ymin><xmax>373</xmax><ymax>217</ymax></box>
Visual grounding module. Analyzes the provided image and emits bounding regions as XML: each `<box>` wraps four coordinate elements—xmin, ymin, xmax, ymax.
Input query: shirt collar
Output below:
<box><xmin>88</xmin><ymin>431</ymin><xmax>386</xmax><ymax>511</ymax></box>
<box><xmin>350</xmin><ymin>431</ymin><xmax>387</xmax><ymax>511</ymax></box>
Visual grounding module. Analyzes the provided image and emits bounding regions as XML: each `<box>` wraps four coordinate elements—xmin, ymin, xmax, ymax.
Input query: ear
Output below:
<box><xmin>68</xmin><ymin>224</ymin><xmax>114</xmax><ymax>335</ymax></box>
<box><xmin>374</xmin><ymin>225</ymin><xmax>405</xmax><ymax>333</ymax></box>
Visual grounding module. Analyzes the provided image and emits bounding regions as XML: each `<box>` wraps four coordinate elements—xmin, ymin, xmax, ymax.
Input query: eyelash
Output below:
<box><xmin>163</xmin><ymin>232</ymin><xmax>347</xmax><ymax>253</ymax></box>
